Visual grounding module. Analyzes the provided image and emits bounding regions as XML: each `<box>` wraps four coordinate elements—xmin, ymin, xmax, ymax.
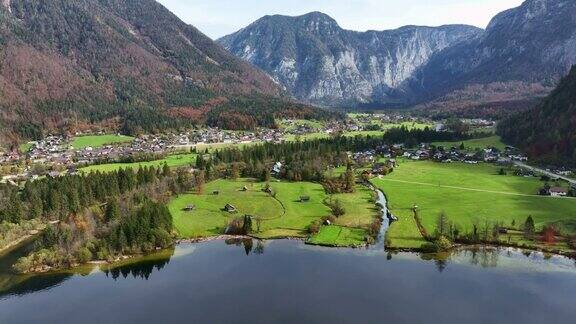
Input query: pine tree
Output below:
<box><xmin>344</xmin><ymin>167</ymin><xmax>356</xmax><ymax>193</ymax></box>
<box><xmin>524</xmin><ymin>215</ymin><xmax>535</xmax><ymax>239</ymax></box>
<box><xmin>195</xmin><ymin>170</ymin><xmax>206</xmax><ymax>194</ymax></box>
<box><xmin>105</xmin><ymin>200</ymin><xmax>120</xmax><ymax>222</ymax></box>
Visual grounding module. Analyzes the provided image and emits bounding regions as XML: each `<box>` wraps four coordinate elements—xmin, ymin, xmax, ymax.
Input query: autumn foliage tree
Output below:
<box><xmin>542</xmin><ymin>224</ymin><xmax>558</xmax><ymax>244</ymax></box>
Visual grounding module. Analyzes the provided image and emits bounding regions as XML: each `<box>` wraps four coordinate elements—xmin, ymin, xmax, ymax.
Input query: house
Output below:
<box><xmin>550</xmin><ymin>187</ymin><xmax>568</xmax><ymax>197</ymax></box>
<box><xmin>224</xmin><ymin>204</ymin><xmax>237</xmax><ymax>213</ymax></box>
<box><xmin>300</xmin><ymin>196</ymin><xmax>311</xmax><ymax>203</ymax></box>
<box><xmin>272</xmin><ymin>162</ymin><xmax>282</xmax><ymax>175</ymax></box>
<box><xmin>183</xmin><ymin>204</ymin><xmax>196</xmax><ymax>212</ymax></box>
<box><xmin>372</xmin><ymin>163</ymin><xmax>386</xmax><ymax>174</ymax></box>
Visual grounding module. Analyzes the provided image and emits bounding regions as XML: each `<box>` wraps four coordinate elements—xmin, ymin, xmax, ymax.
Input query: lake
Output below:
<box><xmin>1</xmin><ymin>239</ymin><xmax>576</xmax><ymax>324</ymax></box>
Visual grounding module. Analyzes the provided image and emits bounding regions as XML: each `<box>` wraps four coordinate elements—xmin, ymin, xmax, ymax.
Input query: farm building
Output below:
<box><xmin>183</xmin><ymin>204</ymin><xmax>196</xmax><ymax>212</ymax></box>
<box><xmin>224</xmin><ymin>204</ymin><xmax>237</xmax><ymax>213</ymax></box>
<box><xmin>550</xmin><ymin>187</ymin><xmax>568</xmax><ymax>197</ymax></box>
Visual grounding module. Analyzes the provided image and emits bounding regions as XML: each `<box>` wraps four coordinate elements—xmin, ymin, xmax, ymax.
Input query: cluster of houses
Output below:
<box><xmin>351</xmin><ymin>114</ymin><xmax>428</xmax><ymax>127</ymax></box>
<box><xmin>184</xmin><ymin>127</ymin><xmax>285</xmax><ymax>148</ymax></box>
<box><xmin>396</xmin><ymin>144</ymin><xmax>529</xmax><ymax>165</ymax></box>
<box><xmin>0</xmin><ymin>127</ymin><xmax>294</xmax><ymax>182</ymax></box>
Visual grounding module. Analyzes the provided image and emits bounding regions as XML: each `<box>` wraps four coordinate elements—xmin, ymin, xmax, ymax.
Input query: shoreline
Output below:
<box><xmin>7</xmin><ymin>235</ymin><xmax>576</xmax><ymax>275</ymax></box>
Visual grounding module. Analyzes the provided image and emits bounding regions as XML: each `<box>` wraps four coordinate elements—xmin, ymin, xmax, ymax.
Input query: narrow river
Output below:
<box><xmin>372</xmin><ymin>189</ymin><xmax>391</xmax><ymax>250</ymax></box>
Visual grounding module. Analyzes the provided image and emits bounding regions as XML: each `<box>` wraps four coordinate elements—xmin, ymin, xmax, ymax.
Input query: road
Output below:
<box><xmin>513</xmin><ymin>161</ymin><xmax>576</xmax><ymax>185</ymax></box>
<box><xmin>375</xmin><ymin>178</ymin><xmax>569</xmax><ymax>198</ymax></box>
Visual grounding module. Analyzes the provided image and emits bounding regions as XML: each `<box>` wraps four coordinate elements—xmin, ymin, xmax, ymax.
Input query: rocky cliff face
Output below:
<box><xmin>221</xmin><ymin>0</ymin><xmax>576</xmax><ymax>110</ymax></box>
<box><xmin>414</xmin><ymin>0</ymin><xmax>576</xmax><ymax>100</ymax></box>
<box><xmin>218</xmin><ymin>12</ymin><xmax>482</xmax><ymax>107</ymax></box>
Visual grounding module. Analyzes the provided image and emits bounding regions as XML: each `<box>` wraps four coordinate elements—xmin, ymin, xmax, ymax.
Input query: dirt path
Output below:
<box><xmin>377</xmin><ymin>178</ymin><xmax>576</xmax><ymax>199</ymax></box>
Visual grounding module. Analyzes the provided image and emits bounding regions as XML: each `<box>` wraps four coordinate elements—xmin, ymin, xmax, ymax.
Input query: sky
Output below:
<box><xmin>157</xmin><ymin>0</ymin><xmax>525</xmax><ymax>40</ymax></box>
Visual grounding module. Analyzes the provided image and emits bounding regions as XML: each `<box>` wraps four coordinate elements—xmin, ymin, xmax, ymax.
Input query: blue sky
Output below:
<box><xmin>157</xmin><ymin>0</ymin><xmax>525</xmax><ymax>39</ymax></box>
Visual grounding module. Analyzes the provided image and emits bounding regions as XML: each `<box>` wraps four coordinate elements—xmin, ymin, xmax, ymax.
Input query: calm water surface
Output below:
<box><xmin>1</xmin><ymin>239</ymin><xmax>576</xmax><ymax>324</ymax></box>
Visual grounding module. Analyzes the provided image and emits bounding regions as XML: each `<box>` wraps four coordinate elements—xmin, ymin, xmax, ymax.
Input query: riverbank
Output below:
<box><xmin>371</xmin><ymin>160</ymin><xmax>576</xmax><ymax>255</ymax></box>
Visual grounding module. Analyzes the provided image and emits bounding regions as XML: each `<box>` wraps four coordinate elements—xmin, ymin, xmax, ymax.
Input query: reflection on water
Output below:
<box><xmin>103</xmin><ymin>256</ymin><xmax>171</xmax><ymax>281</ymax></box>
<box><xmin>2</xmin><ymin>239</ymin><xmax>576</xmax><ymax>323</ymax></box>
<box><xmin>2</xmin><ymin>239</ymin><xmax>576</xmax><ymax>299</ymax></box>
<box><xmin>224</xmin><ymin>238</ymin><xmax>265</xmax><ymax>255</ymax></box>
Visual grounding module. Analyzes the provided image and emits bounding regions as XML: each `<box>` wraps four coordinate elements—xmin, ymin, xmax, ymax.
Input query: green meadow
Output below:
<box><xmin>307</xmin><ymin>225</ymin><xmax>367</xmax><ymax>247</ymax></box>
<box><xmin>169</xmin><ymin>179</ymin><xmax>379</xmax><ymax>246</ymax></box>
<box><xmin>80</xmin><ymin>153</ymin><xmax>197</xmax><ymax>173</ymax></box>
<box><xmin>277</xmin><ymin>119</ymin><xmax>324</xmax><ymax>131</ymax></box>
<box><xmin>432</xmin><ymin>135</ymin><xmax>506</xmax><ymax>150</ymax></box>
<box><xmin>71</xmin><ymin>135</ymin><xmax>134</xmax><ymax>149</ymax></box>
<box><xmin>371</xmin><ymin>160</ymin><xmax>576</xmax><ymax>249</ymax></box>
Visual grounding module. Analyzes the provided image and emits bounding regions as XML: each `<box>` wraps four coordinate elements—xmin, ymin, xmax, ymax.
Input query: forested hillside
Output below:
<box><xmin>0</xmin><ymin>0</ymin><xmax>326</xmax><ymax>146</ymax></box>
<box><xmin>498</xmin><ymin>66</ymin><xmax>576</xmax><ymax>166</ymax></box>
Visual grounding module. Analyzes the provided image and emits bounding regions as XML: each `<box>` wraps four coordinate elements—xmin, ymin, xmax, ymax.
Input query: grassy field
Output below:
<box><xmin>169</xmin><ymin>179</ymin><xmax>379</xmax><ymax>246</ymax></box>
<box><xmin>371</xmin><ymin>160</ymin><xmax>576</xmax><ymax>249</ymax></box>
<box><xmin>432</xmin><ymin>135</ymin><xmax>506</xmax><ymax>151</ymax></box>
<box><xmin>307</xmin><ymin>225</ymin><xmax>367</xmax><ymax>247</ymax></box>
<box><xmin>380</xmin><ymin>121</ymin><xmax>433</xmax><ymax>130</ymax></box>
<box><xmin>80</xmin><ymin>153</ymin><xmax>197</xmax><ymax>173</ymax></box>
<box><xmin>194</xmin><ymin>142</ymin><xmax>261</xmax><ymax>153</ymax></box>
<box><xmin>71</xmin><ymin>135</ymin><xmax>134</xmax><ymax>149</ymax></box>
<box><xmin>169</xmin><ymin>179</ymin><xmax>331</xmax><ymax>239</ymax></box>
<box><xmin>283</xmin><ymin>132</ymin><xmax>330</xmax><ymax>142</ymax></box>
<box><xmin>277</xmin><ymin>119</ymin><xmax>324</xmax><ymax>131</ymax></box>
<box><xmin>331</xmin><ymin>186</ymin><xmax>378</xmax><ymax>228</ymax></box>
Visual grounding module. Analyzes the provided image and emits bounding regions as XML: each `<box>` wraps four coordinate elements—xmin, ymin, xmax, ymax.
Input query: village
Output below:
<box><xmin>1</xmin><ymin>114</ymin><xmax>574</xmax><ymax>195</ymax></box>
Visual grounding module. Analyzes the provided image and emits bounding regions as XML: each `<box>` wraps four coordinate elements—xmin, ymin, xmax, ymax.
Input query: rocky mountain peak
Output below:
<box><xmin>219</xmin><ymin>13</ymin><xmax>481</xmax><ymax>107</ymax></box>
<box><xmin>222</xmin><ymin>0</ymin><xmax>576</xmax><ymax>109</ymax></box>
<box><xmin>296</xmin><ymin>11</ymin><xmax>340</xmax><ymax>33</ymax></box>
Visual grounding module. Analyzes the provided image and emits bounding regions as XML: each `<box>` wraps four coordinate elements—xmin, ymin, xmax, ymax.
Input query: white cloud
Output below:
<box><xmin>157</xmin><ymin>0</ymin><xmax>525</xmax><ymax>39</ymax></box>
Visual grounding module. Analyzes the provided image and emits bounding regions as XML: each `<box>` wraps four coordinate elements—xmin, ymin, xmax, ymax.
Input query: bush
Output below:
<box><xmin>308</xmin><ymin>221</ymin><xmax>321</xmax><ymax>234</ymax></box>
<box><xmin>420</xmin><ymin>236</ymin><xmax>452</xmax><ymax>253</ymax></box>
<box><xmin>328</xmin><ymin>199</ymin><xmax>345</xmax><ymax>217</ymax></box>
<box><xmin>435</xmin><ymin>236</ymin><xmax>453</xmax><ymax>251</ymax></box>
<box><xmin>368</xmin><ymin>218</ymin><xmax>382</xmax><ymax>237</ymax></box>
<box><xmin>75</xmin><ymin>247</ymin><xmax>93</xmax><ymax>264</ymax></box>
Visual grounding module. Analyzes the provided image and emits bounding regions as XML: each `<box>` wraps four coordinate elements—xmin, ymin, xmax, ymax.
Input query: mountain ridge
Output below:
<box><xmin>0</xmin><ymin>0</ymin><xmax>326</xmax><ymax>145</ymax></box>
<box><xmin>218</xmin><ymin>12</ymin><xmax>483</xmax><ymax>107</ymax></box>
<box><xmin>220</xmin><ymin>0</ymin><xmax>576</xmax><ymax>111</ymax></box>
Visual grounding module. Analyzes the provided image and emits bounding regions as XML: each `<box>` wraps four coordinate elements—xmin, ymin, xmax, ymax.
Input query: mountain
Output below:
<box><xmin>0</xmin><ymin>0</ymin><xmax>323</xmax><ymax>145</ymax></box>
<box><xmin>412</xmin><ymin>0</ymin><xmax>576</xmax><ymax>116</ymax></box>
<box><xmin>220</xmin><ymin>0</ymin><xmax>576</xmax><ymax>112</ymax></box>
<box><xmin>498</xmin><ymin>65</ymin><xmax>576</xmax><ymax>166</ymax></box>
<box><xmin>218</xmin><ymin>12</ymin><xmax>482</xmax><ymax>107</ymax></box>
